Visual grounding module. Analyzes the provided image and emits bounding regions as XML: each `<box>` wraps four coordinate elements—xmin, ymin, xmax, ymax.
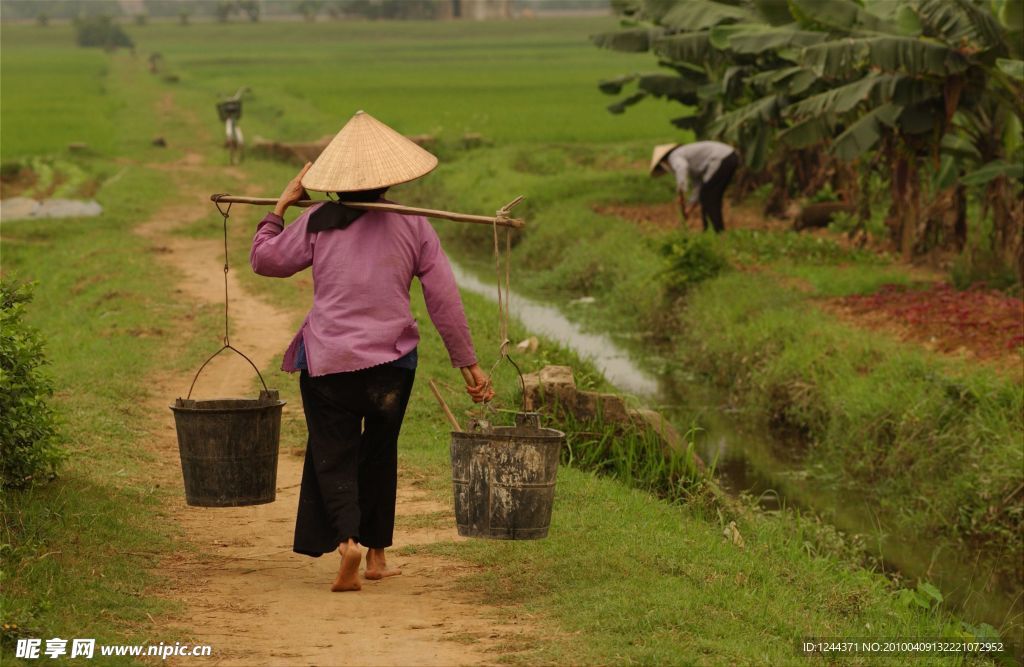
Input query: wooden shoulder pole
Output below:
<box><xmin>209</xmin><ymin>194</ymin><xmax>525</xmax><ymax>229</ymax></box>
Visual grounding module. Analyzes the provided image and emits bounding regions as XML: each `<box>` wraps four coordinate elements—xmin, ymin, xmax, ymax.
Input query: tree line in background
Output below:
<box><xmin>595</xmin><ymin>0</ymin><xmax>1024</xmax><ymax>282</ymax></box>
<box><xmin>5</xmin><ymin>0</ymin><xmax>609</xmax><ymax>25</ymax></box>
<box><xmin>6</xmin><ymin>0</ymin><xmax>446</xmax><ymax>23</ymax></box>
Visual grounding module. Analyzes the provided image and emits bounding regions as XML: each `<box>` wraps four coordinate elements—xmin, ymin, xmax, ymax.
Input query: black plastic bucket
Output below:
<box><xmin>170</xmin><ymin>345</ymin><xmax>285</xmax><ymax>507</ymax></box>
<box><xmin>450</xmin><ymin>412</ymin><xmax>563</xmax><ymax>539</ymax></box>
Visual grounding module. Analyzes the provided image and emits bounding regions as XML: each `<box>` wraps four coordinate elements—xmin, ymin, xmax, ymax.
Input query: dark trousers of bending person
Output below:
<box><xmin>294</xmin><ymin>364</ymin><xmax>415</xmax><ymax>557</ymax></box>
<box><xmin>698</xmin><ymin>152</ymin><xmax>739</xmax><ymax>233</ymax></box>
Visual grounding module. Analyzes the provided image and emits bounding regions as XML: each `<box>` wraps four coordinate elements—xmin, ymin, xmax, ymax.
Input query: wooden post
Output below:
<box><xmin>428</xmin><ymin>379</ymin><xmax>463</xmax><ymax>432</ymax></box>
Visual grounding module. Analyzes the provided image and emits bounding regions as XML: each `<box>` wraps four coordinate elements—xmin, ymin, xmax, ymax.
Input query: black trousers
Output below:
<box><xmin>699</xmin><ymin>152</ymin><xmax>739</xmax><ymax>233</ymax></box>
<box><xmin>294</xmin><ymin>365</ymin><xmax>415</xmax><ymax>557</ymax></box>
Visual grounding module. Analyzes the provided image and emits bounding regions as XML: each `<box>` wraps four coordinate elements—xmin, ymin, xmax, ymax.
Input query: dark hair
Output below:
<box><xmin>334</xmin><ymin>187</ymin><xmax>388</xmax><ymax>202</ymax></box>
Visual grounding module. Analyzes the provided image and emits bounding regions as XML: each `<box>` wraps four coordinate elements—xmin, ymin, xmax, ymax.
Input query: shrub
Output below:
<box><xmin>661</xmin><ymin>233</ymin><xmax>730</xmax><ymax>294</ymax></box>
<box><xmin>74</xmin><ymin>15</ymin><xmax>133</xmax><ymax>50</ymax></box>
<box><xmin>950</xmin><ymin>247</ymin><xmax>1019</xmax><ymax>291</ymax></box>
<box><xmin>0</xmin><ymin>281</ymin><xmax>63</xmax><ymax>490</ymax></box>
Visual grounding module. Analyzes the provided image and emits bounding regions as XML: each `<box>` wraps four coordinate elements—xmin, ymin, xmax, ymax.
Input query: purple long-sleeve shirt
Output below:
<box><xmin>250</xmin><ymin>203</ymin><xmax>477</xmax><ymax>376</ymax></box>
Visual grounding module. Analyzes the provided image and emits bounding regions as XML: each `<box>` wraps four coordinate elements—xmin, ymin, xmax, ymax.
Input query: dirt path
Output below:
<box><xmin>133</xmin><ymin>154</ymin><xmax>524</xmax><ymax>665</ymax></box>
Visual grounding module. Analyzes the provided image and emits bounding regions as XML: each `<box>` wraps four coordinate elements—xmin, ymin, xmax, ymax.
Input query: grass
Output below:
<box><xmin>678</xmin><ymin>271</ymin><xmax>1022</xmax><ymax>547</ymax></box>
<box><xmin>0</xmin><ymin>158</ymin><xmax>209</xmax><ymax>663</ymax></box>
<box><xmin>130</xmin><ymin>18</ymin><xmax>679</xmax><ymax>146</ymax></box>
<box><xmin>0</xmin><ymin>17</ymin><xmax>1016</xmax><ymax>665</ymax></box>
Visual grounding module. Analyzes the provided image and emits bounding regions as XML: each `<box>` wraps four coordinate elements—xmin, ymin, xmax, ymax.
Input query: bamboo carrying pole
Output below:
<box><xmin>209</xmin><ymin>194</ymin><xmax>525</xmax><ymax>229</ymax></box>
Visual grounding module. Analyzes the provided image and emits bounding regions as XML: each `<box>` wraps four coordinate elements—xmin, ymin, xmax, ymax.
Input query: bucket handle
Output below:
<box><xmin>186</xmin><ymin>344</ymin><xmax>269</xmax><ymax>400</ymax></box>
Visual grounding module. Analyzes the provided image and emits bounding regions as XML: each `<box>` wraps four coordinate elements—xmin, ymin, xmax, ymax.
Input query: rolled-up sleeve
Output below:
<box><xmin>250</xmin><ymin>210</ymin><xmax>314</xmax><ymax>277</ymax></box>
<box><xmin>415</xmin><ymin>221</ymin><xmax>477</xmax><ymax>368</ymax></box>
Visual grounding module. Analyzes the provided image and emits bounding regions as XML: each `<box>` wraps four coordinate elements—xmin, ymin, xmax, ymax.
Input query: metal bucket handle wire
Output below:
<box><xmin>181</xmin><ymin>196</ymin><xmax>269</xmax><ymax>401</ymax></box>
<box><xmin>185</xmin><ymin>343</ymin><xmax>269</xmax><ymax>400</ymax></box>
<box><xmin>486</xmin><ymin>197</ymin><xmax>528</xmax><ymax>414</ymax></box>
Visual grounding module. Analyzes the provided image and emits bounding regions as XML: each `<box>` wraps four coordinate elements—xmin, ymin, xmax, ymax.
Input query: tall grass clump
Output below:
<box><xmin>544</xmin><ymin>406</ymin><xmax>711</xmax><ymax>506</ymax></box>
<box><xmin>661</xmin><ymin>232</ymin><xmax>730</xmax><ymax>295</ymax></box>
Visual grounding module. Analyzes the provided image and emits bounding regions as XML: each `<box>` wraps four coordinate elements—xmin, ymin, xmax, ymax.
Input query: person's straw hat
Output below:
<box><xmin>649</xmin><ymin>143</ymin><xmax>680</xmax><ymax>176</ymax></box>
<box><xmin>302</xmin><ymin>110</ymin><xmax>438</xmax><ymax>192</ymax></box>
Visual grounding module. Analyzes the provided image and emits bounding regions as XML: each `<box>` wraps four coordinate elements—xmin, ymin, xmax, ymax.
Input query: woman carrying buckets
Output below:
<box><xmin>250</xmin><ymin>110</ymin><xmax>494</xmax><ymax>592</ymax></box>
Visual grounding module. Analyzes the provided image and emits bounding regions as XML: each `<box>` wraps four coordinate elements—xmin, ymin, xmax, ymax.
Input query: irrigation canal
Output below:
<box><xmin>451</xmin><ymin>262</ymin><xmax>1022</xmax><ymax>654</ymax></box>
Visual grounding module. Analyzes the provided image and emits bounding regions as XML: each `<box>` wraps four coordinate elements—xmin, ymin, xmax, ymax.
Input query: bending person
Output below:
<box><xmin>650</xmin><ymin>141</ymin><xmax>739</xmax><ymax>233</ymax></box>
<box><xmin>250</xmin><ymin>110</ymin><xmax>494</xmax><ymax>592</ymax></box>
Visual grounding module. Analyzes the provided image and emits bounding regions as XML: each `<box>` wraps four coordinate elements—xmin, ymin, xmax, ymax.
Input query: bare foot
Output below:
<box><xmin>331</xmin><ymin>541</ymin><xmax>362</xmax><ymax>592</ymax></box>
<box><xmin>364</xmin><ymin>547</ymin><xmax>401</xmax><ymax>580</ymax></box>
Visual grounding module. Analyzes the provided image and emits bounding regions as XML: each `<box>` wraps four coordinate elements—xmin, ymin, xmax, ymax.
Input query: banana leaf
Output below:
<box><xmin>718</xmin><ymin>24</ymin><xmax>828</xmax><ymax>54</ymax></box>
<box><xmin>787</xmin><ymin>73</ymin><xmax>895</xmax><ymax>118</ymax></box>
<box><xmin>607</xmin><ymin>91</ymin><xmax>649</xmax><ymax>115</ymax></box>
<box><xmin>788</xmin><ymin>0</ymin><xmax>901</xmax><ymax>34</ymax></box>
<box><xmin>660</xmin><ymin>0</ymin><xmax>754</xmax><ymax>31</ymax></box>
<box><xmin>592</xmin><ymin>27</ymin><xmax>663</xmax><ymax>53</ymax></box>
<box><xmin>961</xmin><ymin>159</ymin><xmax>1024</xmax><ymax>185</ymax></box>
<box><xmin>598</xmin><ymin>73</ymin><xmax>638</xmax><ymax>95</ymax></box>
<box><xmin>831</xmin><ymin>102</ymin><xmax>902</xmax><ymax>160</ymax></box>
<box><xmin>997</xmin><ymin>58</ymin><xmax>1024</xmax><ymax>81</ymax></box>
<box><xmin>708</xmin><ymin>94</ymin><xmax>781</xmax><ymax>141</ymax></box>
<box><xmin>914</xmin><ymin>0</ymin><xmax>1007</xmax><ymax>53</ymax></box>
<box><xmin>803</xmin><ymin>37</ymin><xmax>968</xmax><ymax>79</ymax></box>
<box><xmin>653</xmin><ymin>32</ymin><xmax>715</xmax><ymax>65</ymax></box>
<box><xmin>778</xmin><ymin>115</ymin><xmax>835</xmax><ymax>148</ymax></box>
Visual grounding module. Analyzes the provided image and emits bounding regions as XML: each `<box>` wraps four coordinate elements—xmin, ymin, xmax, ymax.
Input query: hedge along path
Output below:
<box><xmin>132</xmin><ymin>147</ymin><xmax>525</xmax><ymax>664</ymax></box>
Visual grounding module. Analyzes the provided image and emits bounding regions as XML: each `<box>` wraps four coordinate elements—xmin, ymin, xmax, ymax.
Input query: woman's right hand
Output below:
<box><xmin>274</xmin><ymin>162</ymin><xmax>312</xmax><ymax>217</ymax></box>
<box><xmin>462</xmin><ymin>364</ymin><xmax>494</xmax><ymax>404</ymax></box>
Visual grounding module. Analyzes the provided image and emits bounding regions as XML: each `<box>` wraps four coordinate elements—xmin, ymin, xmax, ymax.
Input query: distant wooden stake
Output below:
<box><xmin>428</xmin><ymin>379</ymin><xmax>462</xmax><ymax>433</ymax></box>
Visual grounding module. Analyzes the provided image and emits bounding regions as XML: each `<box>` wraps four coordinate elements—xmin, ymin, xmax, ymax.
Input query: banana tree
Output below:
<box><xmin>593</xmin><ymin>0</ymin><xmax>866</xmax><ymax>214</ymax></box>
<box><xmin>775</xmin><ymin>0</ymin><xmax>1023</xmax><ymax>259</ymax></box>
<box><xmin>595</xmin><ymin>0</ymin><xmax>1024</xmax><ymax>273</ymax></box>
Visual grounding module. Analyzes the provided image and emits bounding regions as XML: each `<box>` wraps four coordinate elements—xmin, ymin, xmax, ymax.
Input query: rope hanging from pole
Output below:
<box><xmin>214</xmin><ymin>198</ymin><xmax>233</xmax><ymax>347</ymax></box>
<box><xmin>185</xmin><ymin>195</ymin><xmax>269</xmax><ymax>401</ymax></box>
<box><xmin>489</xmin><ymin>197</ymin><xmax>526</xmax><ymax>411</ymax></box>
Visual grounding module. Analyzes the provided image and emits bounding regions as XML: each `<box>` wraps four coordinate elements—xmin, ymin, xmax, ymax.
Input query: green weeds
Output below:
<box><xmin>552</xmin><ymin>408</ymin><xmax>709</xmax><ymax>504</ymax></box>
<box><xmin>719</xmin><ymin>228</ymin><xmax>884</xmax><ymax>266</ymax></box>
<box><xmin>661</xmin><ymin>233</ymin><xmax>730</xmax><ymax>294</ymax></box>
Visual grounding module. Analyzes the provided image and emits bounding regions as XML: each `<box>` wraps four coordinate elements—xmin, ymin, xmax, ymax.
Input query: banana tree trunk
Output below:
<box><xmin>990</xmin><ymin>176</ymin><xmax>1024</xmax><ymax>281</ymax></box>
<box><xmin>889</xmin><ymin>153</ymin><xmax>919</xmax><ymax>261</ymax></box>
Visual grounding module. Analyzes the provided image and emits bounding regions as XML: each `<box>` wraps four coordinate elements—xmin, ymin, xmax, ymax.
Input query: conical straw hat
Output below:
<box><xmin>302</xmin><ymin>110</ymin><xmax>438</xmax><ymax>192</ymax></box>
<box><xmin>649</xmin><ymin>143</ymin><xmax>680</xmax><ymax>175</ymax></box>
